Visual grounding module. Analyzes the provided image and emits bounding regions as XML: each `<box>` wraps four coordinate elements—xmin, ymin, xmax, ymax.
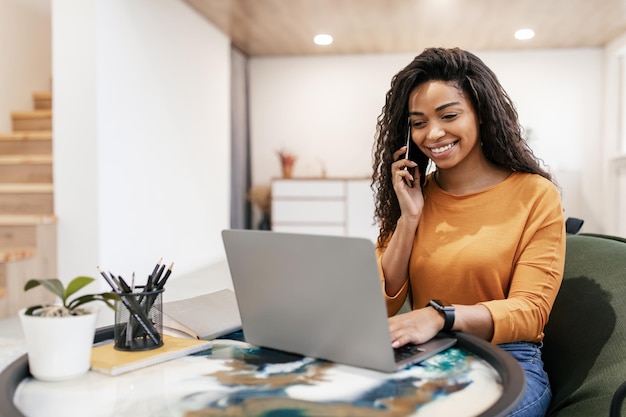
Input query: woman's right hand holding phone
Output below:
<box><xmin>381</xmin><ymin>146</ymin><xmax>425</xmax><ymax>296</ymax></box>
<box><xmin>391</xmin><ymin>146</ymin><xmax>424</xmax><ymax>222</ymax></box>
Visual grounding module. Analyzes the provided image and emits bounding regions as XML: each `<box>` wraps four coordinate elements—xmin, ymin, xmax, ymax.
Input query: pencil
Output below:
<box><xmin>97</xmin><ymin>267</ymin><xmax>119</xmax><ymax>292</ymax></box>
<box><xmin>117</xmin><ymin>275</ymin><xmax>132</xmax><ymax>293</ymax></box>
<box><xmin>156</xmin><ymin>262</ymin><xmax>174</xmax><ymax>290</ymax></box>
<box><xmin>147</xmin><ymin>258</ymin><xmax>162</xmax><ymax>290</ymax></box>
<box><xmin>97</xmin><ymin>267</ymin><xmax>160</xmax><ymax>345</ymax></box>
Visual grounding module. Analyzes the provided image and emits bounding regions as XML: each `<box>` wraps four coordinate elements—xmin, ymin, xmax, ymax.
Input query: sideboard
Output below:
<box><xmin>271</xmin><ymin>178</ymin><xmax>378</xmax><ymax>242</ymax></box>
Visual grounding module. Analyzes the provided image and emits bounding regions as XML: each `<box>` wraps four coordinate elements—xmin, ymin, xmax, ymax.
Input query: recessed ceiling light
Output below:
<box><xmin>514</xmin><ymin>28</ymin><xmax>535</xmax><ymax>41</ymax></box>
<box><xmin>314</xmin><ymin>34</ymin><xmax>333</xmax><ymax>46</ymax></box>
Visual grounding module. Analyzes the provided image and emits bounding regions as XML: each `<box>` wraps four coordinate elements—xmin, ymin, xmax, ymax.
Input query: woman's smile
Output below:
<box><xmin>428</xmin><ymin>140</ymin><xmax>459</xmax><ymax>156</ymax></box>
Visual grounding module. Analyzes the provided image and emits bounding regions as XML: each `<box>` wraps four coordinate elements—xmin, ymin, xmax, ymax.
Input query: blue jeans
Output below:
<box><xmin>498</xmin><ymin>342</ymin><xmax>552</xmax><ymax>417</ymax></box>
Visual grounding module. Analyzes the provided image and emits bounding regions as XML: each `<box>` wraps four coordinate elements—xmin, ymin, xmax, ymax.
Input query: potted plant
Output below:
<box><xmin>19</xmin><ymin>276</ymin><xmax>119</xmax><ymax>381</ymax></box>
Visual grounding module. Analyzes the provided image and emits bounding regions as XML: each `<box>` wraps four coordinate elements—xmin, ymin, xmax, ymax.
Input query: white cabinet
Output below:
<box><xmin>271</xmin><ymin>178</ymin><xmax>378</xmax><ymax>242</ymax></box>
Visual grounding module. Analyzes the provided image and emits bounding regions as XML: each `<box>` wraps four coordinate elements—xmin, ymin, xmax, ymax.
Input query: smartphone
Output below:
<box><xmin>404</xmin><ymin>123</ymin><xmax>415</xmax><ymax>187</ymax></box>
<box><xmin>404</xmin><ymin>124</ymin><xmax>412</xmax><ymax>162</ymax></box>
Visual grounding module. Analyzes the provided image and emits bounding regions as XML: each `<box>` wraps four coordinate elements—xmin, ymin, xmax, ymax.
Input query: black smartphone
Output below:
<box><xmin>404</xmin><ymin>124</ymin><xmax>412</xmax><ymax>161</ymax></box>
<box><xmin>404</xmin><ymin>123</ymin><xmax>416</xmax><ymax>187</ymax></box>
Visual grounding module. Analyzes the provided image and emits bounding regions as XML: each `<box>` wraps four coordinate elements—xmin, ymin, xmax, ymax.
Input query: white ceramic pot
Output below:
<box><xmin>19</xmin><ymin>308</ymin><xmax>98</xmax><ymax>381</ymax></box>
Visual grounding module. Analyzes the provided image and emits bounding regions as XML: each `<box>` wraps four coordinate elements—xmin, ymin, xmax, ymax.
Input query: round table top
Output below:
<box><xmin>1</xmin><ymin>328</ymin><xmax>524</xmax><ymax>417</ymax></box>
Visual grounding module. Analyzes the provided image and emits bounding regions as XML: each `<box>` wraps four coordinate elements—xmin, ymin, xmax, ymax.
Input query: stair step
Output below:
<box><xmin>0</xmin><ymin>214</ymin><xmax>57</xmax><ymax>226</ymax></box>
<box><xmin>0</xmin><ymin>216</ymin><xmax>57</xmax><ymax>251</ymax></box>
<box><xmin>0</xmin><ymin>248</ymin><xmax>38</xmax><ymax>299</ymax></box>
<box><xmin>0</xmin><ymin>155</ymin><xmax>52</xmax><ymax>163</ymax></box>
<box><xmin>0</xmin><ymin>183</ymin><xmax>54</xmax><ymax>214</ymax></box>
<box><xmin>0</xmin><ymin>131</ymin><xmax>52</xmax><ymax>155</ymax></box>
<box><xmin>0</xmin><ymin>155</ymin><xmax>53</xmax><ymax>183</ymax></box>
<box><xmin>0</xmin><ymin>216</ymin><xmax>56</xmax><ymax>247</ymax></box>
<box><xmin>0</xmin><ymin>248</ymin><xmax>56</xmax><ymax>318</ymax></box>
<box><xmin>0</xmin><ymin>247</ymin><xmax>37</xmax><ymax>262</ymax></box>
<box><xmin>0</xmin><ymin>215</ymin><xmax>56</xmax><ymax>249</ymax></box>
<box><xmin>11</xmin><ymin>110</ymin><xmax>52</xmax><ymax>131</ymax></box>
<box><xmin>33</xmin><ymin>92</ymin><xmax>52</xmax><ymax>110</ymax></box>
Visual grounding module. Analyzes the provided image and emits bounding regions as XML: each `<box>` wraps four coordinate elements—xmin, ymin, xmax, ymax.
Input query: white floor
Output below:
<box><xmin>0</xmin><ymin>314</ymin><xmax>26</xmax><ymax>373</ymax></box>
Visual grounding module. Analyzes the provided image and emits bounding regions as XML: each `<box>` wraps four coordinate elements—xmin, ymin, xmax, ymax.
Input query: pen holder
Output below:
<box><xmin>113</xmin><ymin>287</ymin><xmax>164</xmax><ymax>351</ymax></box>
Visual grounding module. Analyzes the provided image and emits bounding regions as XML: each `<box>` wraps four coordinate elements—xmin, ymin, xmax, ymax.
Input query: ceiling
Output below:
<box><xmin>184</xmin><ymin>0</ymin><xmax>626</xmax><ymax>57</ymax></box>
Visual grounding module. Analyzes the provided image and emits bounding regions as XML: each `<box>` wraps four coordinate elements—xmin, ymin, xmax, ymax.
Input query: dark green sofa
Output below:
<box><xmin>543</xmin><ymin>233</ymin><xmax>626</xmax><ymax>417</ymax></box>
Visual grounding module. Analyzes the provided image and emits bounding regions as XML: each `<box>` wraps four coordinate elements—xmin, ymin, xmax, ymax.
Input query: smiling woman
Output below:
<box><xmin>372</xmin><ymin>47</ymin><xmax>565</xmax><ymax>417</ymax></box>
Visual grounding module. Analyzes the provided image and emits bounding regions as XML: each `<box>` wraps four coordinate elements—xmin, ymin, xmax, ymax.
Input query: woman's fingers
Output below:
<box><xmin>389</xmin><ymin>309</ymin><xmax>440</xmax><ymax>348</ymax></box>
<box><xmin>393</xmin><ymin>146</ymin><xmax>408</xmax><ymax>162</ymax></box>
<box><xmin>392</xmin><ymin>155</ymin><xmax>417</xmax><ymax>188</ymax></box>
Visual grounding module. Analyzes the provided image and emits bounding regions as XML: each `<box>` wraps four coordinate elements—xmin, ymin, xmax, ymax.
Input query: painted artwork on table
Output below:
<box><xmin>174</xmin><ymin>338</ymin><xmax>503</xmax><ymax>417</ymax></box>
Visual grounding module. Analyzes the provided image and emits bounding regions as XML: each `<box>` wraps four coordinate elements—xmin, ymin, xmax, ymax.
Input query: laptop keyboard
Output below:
<box><xmin>393</xmin><ymin>343</ymin><xmax>425</xmax><ymax>363</ymax></box>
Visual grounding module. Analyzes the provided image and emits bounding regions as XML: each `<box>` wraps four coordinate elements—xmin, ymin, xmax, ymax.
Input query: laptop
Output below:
<box><xmin>220</xmin><ymin>229</ymin><xmax>456</xmax><ymax>373</ymax></box>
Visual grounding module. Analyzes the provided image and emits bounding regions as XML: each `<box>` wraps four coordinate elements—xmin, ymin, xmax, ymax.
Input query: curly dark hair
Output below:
<box><xmin>371</xmin><ymin>47</ymin><xmax>552</xmax><ymax>247</ymax></box>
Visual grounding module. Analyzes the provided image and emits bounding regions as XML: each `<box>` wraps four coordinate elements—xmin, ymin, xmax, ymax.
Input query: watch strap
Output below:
<box><xmin>427</xmin><ymin>300</ymin><xmax>455</xmax><ymax>332</ymax></box>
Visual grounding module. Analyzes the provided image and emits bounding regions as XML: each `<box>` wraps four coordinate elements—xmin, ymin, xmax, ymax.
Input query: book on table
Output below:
<box><xmin>90</xmin><ymin>334</ymin><xmax>212</xmax><ymax>376</ymax></box>
<box><xmin>159</xmin><ymin>288</ymin><xmax>242</xmax><ymax>340</ymax></box>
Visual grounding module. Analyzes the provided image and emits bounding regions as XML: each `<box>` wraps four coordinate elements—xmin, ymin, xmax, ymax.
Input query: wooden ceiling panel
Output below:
<box><xmin>184</xmin><ymin>0</ymin><xmax>626</xmax><ymax>56</ymax></box>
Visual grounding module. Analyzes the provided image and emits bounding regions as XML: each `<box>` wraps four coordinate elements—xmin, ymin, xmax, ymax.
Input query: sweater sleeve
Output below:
<box><xmin>480</xmin><ymin>183</ymin><xmax>566</xmax><ymax>344</ymax></box>
<box><xmin>376</xmin><ymin>243</ymin><xmax>410</xmax><ymax>316</ymax></box>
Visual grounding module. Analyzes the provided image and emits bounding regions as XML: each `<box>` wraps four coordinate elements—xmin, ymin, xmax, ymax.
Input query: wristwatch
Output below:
<box><xmin>427</xmin><ymin>299</ymin><xmax>455</xmax><ymax>332</ymax></box>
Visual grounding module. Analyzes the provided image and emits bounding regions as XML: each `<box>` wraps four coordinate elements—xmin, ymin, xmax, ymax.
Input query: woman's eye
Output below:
<box><xmin>443</xmin><ymin>113</ymin><xmax>458</xmax><ymax>120</ymax></box>
<box><xmin>411</xmin><ymin>120</ymin><xmax>426</xmax><ymax>128</ymax></box>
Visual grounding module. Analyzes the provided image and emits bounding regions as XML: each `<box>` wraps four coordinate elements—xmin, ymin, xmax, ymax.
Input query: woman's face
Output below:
<box><xmin>407</xmin><ymin>80</ymin><xmax>482</xmax><ymax>172</ymax></box>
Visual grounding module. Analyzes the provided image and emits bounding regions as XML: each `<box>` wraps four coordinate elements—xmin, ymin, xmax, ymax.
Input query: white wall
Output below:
<box><xmin>603</xmin><ymin>33</ymin><xmax>626</xmax><ymax>236</ymax></box>
<box><xmin>249</xmin><ymin>49</ymin><xmax>605</xmax><ymax>233</ymax></box>
<box><xmin>480</xmin><ymin>49</ymin><xmax>603</xmax><ymax>231</ymax></box>
<box><xmin>0</xmin><ymin>0</ymin><xmax>51</xmax><ymax>132</ymax></box>
<box><xmin>52</xmin><ymin>0</ymin><xmax>231</xmax><ymax>286</ymax></box>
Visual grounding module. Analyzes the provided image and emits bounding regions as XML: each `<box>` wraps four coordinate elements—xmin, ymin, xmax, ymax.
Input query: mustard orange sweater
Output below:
<box><xmin>377</xmin><ymin>172</ymin><xmax>566</xmax><ymax>344</ymax></box>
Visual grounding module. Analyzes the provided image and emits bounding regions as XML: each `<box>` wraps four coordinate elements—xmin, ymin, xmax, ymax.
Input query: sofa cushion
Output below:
<box><xmin>543</xmin><ymin>234</ymin><xmax>626</xmax><ymax>417</ymax></box>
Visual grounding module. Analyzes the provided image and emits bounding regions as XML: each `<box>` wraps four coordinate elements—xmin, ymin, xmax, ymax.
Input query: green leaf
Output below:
<box><xmin>24</xmin><ymin>305</ymin><xmax>43</xmax><ymax>316</ymax></box>
<box><xmin>23</xmin><ymin>280</ymin><xmax>41</xmax><ymax>292</ymax></box>
<box><xmin>101</xmin><ymin>293</ymin><xmax>121</xmax><ymax>302</ymax></box>
<box><xmin>66</xmin><ymin>294</ymin><xmax>99</xmax><ymax>311</ymax></box>
<box><xmin>25</xmin><ymin>275</ymin><xmax>119</xmax><ymax>314</ymax></box>
<box><xmin>101</xmin><ymin>298</ymin><xmax>118</xmax><ymax>311</ymax></box>
<box><xmin>64</xmin><ymin>276</ymin><xmax>95</xmax><ymax>300</ymax></box>
<box><xmin>24</xmin><ymin>279</ymin><xmax>64</xmax><ymax>300</ymax></box>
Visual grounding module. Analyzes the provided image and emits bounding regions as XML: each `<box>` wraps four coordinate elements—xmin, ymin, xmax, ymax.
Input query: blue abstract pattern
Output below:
<box><xmin>175</xmin><ymin>339</ymin><xmax>503</xmax><ymax>417</ymax></box>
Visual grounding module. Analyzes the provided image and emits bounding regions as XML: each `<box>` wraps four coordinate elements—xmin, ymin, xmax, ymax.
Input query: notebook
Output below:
<box><xmin>90</xmin><ymin>334</ymin><xmax>212</xmax><ymax>376</ymax></box>
<box><xmin>158</xmin><ymin>289</ymin><xmax>242</xmax><ymax>340</ymax></box>
<box><xmin>221</xmin><ymin>229</ymin><xmax>456</xmax><ymax>373</ymax></box>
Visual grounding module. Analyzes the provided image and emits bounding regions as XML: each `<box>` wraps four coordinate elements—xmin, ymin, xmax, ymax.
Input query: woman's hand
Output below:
<box><xmin>389</xmin><ymin>304</ymin><xmax>495</xmax><ymax>348</ymax></box>
<box><xmin>388</xmin><ymin>307</ymin><xmax>444</xmax><ymax>348</ymax></box>
<box><xmin>391</xmin><ymin>146</ymin><xmax>424</xmax><ymax>220</ymax></box>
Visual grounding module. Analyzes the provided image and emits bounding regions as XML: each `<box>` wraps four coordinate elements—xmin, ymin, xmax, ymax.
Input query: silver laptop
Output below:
<box><xmin>221</xmin><ymin>229</ymin><xmax>456</xmax><ymax>373</ymax></box>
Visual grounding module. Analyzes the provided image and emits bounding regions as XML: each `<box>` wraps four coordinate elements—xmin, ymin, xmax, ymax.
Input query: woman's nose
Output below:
<box><xmin>427</xmin><ymin>124</ymin><xmax>445</xmax><ymax>140</ymax></box>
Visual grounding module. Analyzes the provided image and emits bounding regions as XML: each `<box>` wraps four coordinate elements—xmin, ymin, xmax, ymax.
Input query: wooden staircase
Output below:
<box><xmin>0</xmin><ymin>91</ymin><xmax>56</xmax><ymax>318</ymax></box>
